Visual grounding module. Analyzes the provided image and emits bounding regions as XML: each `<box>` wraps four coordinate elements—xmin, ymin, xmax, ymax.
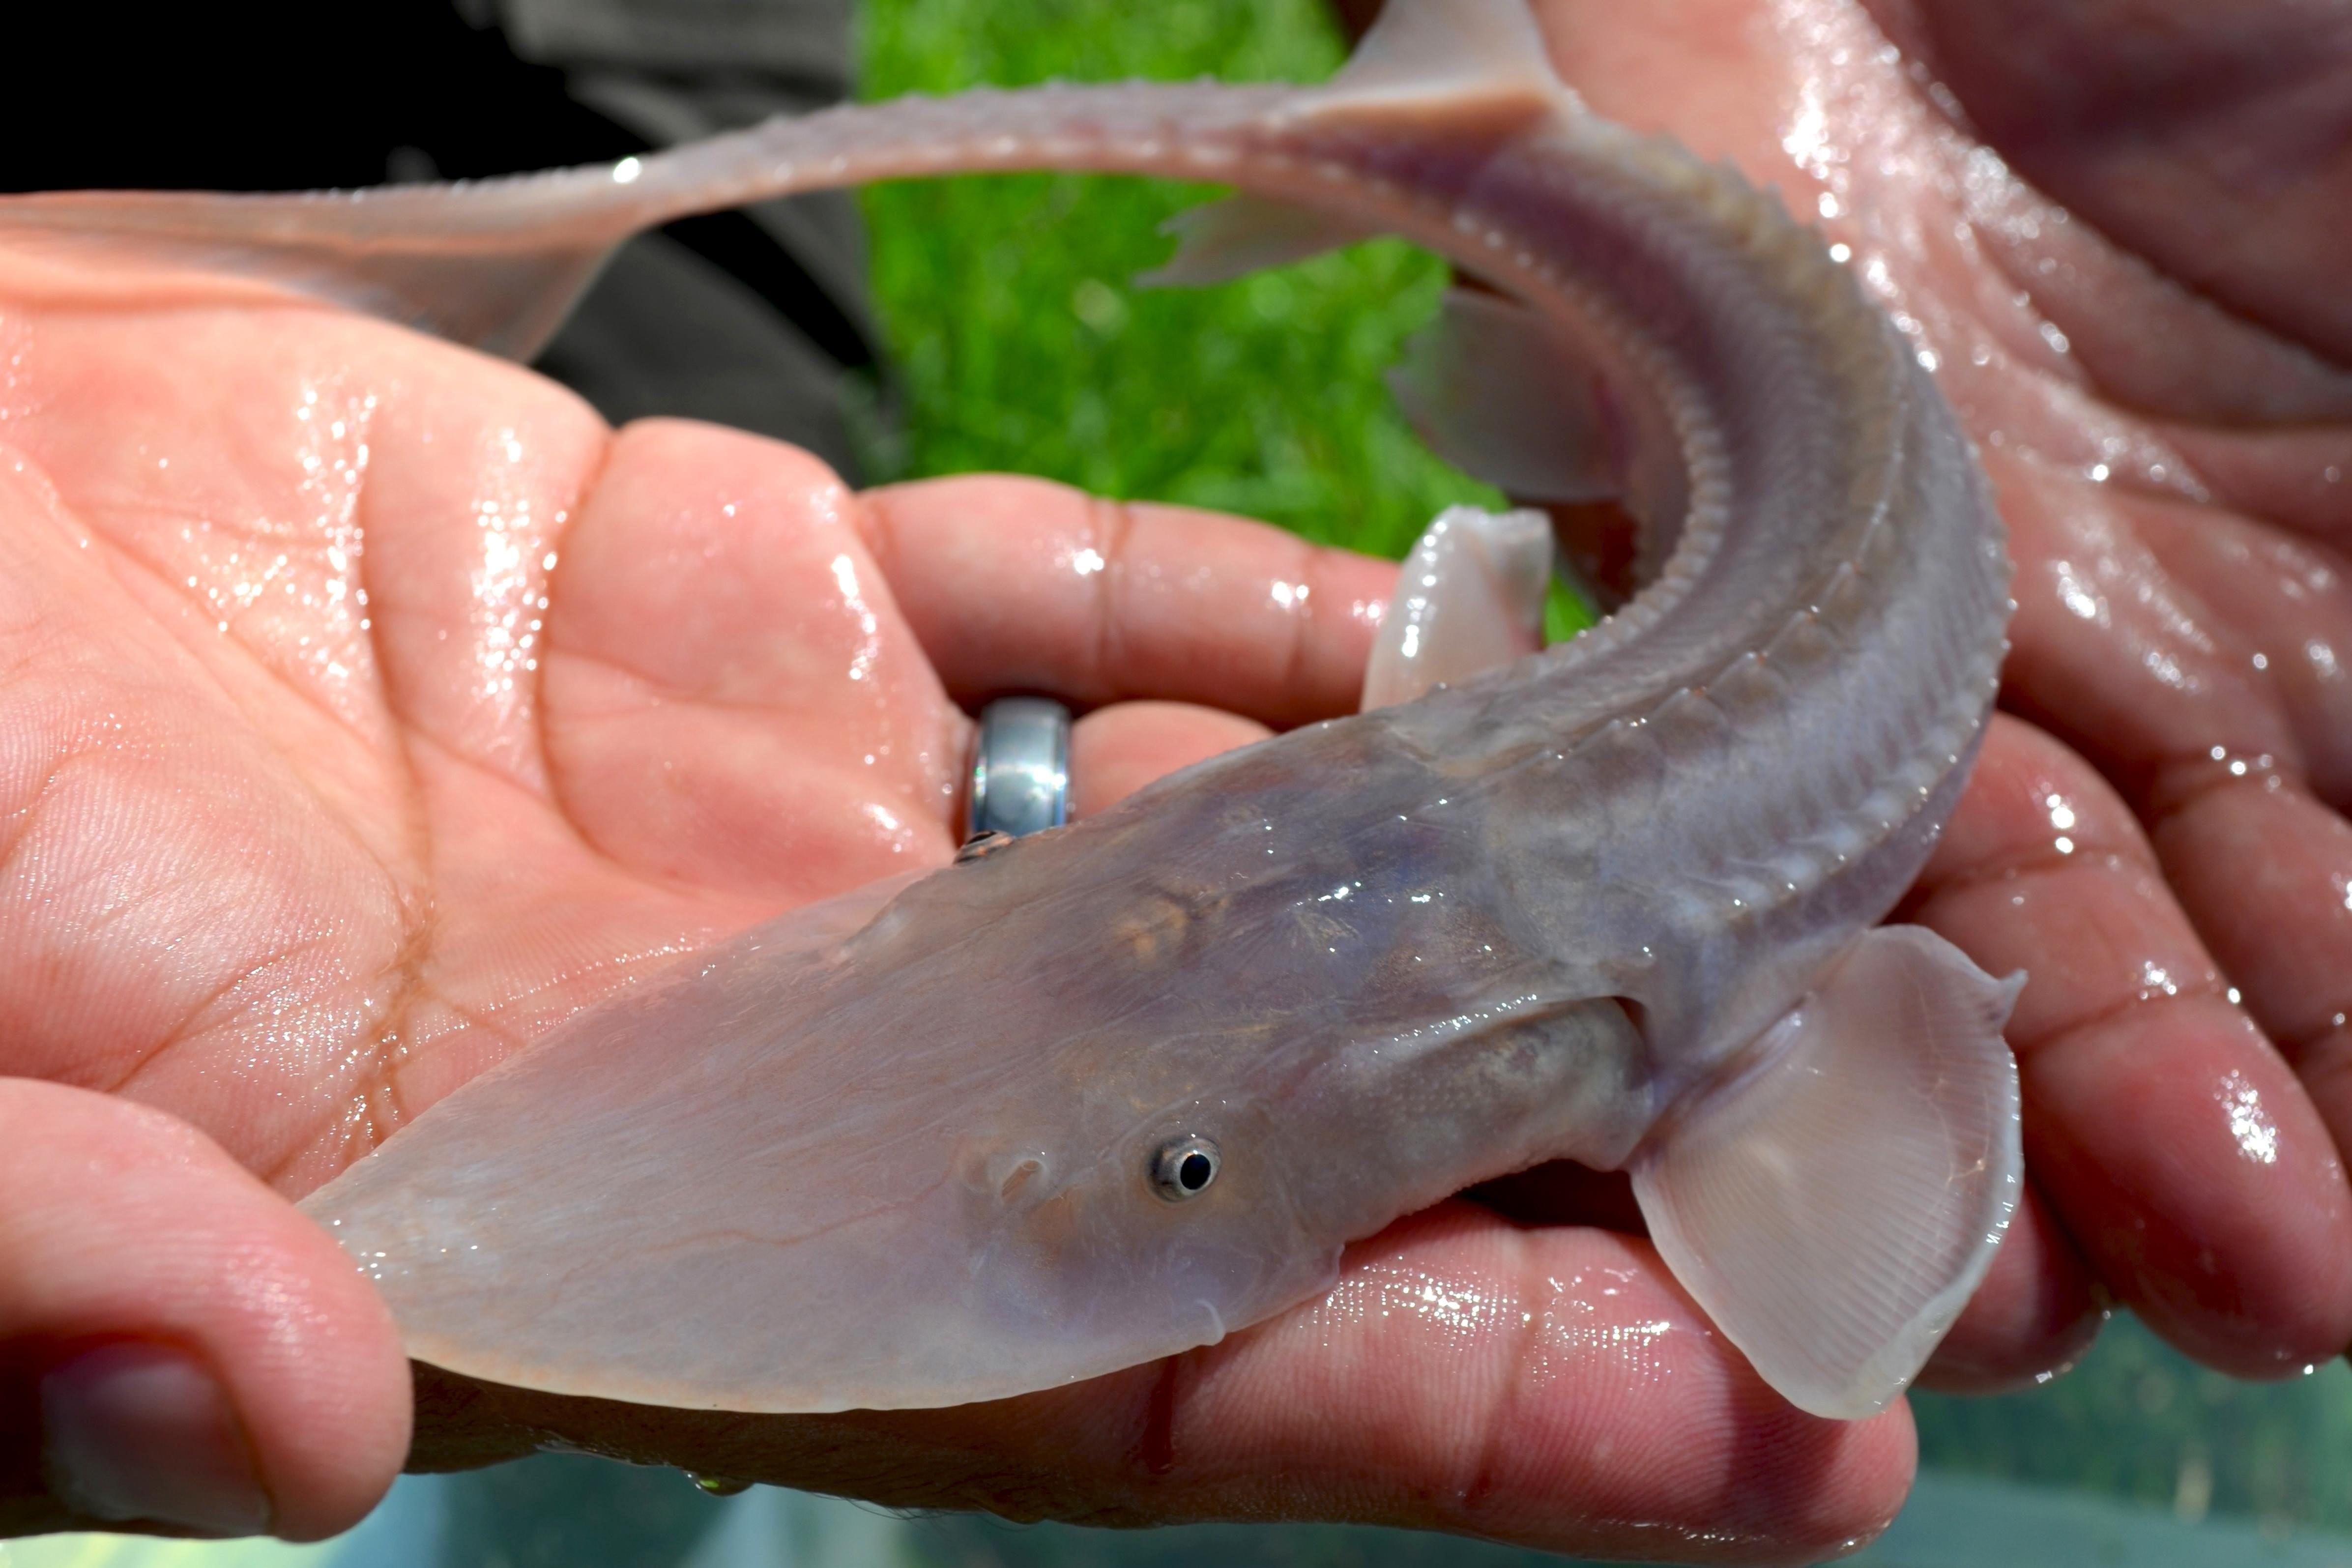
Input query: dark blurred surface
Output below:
<box><xmin>1</xmin><ymin>0</ymin><xmax>879</xmax><ymax>475</ymax></box>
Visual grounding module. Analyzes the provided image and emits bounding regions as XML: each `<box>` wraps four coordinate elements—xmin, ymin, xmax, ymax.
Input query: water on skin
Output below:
<box><xmin>0</xmin><ymin>0</ymin><xmax>2023</xmax><ymax>1419</ymax></box>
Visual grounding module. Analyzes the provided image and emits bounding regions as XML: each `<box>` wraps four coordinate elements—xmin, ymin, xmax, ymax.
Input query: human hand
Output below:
<box><xmin>0</xmin><ymin>250</ymin><xmax>1909</xmax><ymax>1558</ymax></box>
<box><xmin>1505</xmin><ymin>0</ymin><xmax>2352</xmax><ymax>1391</ymax></box>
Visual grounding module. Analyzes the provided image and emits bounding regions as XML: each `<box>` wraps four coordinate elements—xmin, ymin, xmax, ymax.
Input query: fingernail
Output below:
<box><xmin>39</xmin><ymin>1342</ymin><xmax>272</xmax><ymax>1537</ymax></box>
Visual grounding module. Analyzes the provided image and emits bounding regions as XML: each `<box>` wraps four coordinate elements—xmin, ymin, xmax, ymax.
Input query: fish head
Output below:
<box><xmin>301</xmin><ymin>789</ymin><xmax>1371</xmax><ymax>1412</ymax></box>
<box><xmin>795</xmin><ymin>784</ymin><xmax>1648</xmax><ymax>1386</ymax></box>
<box><xmin>929</xmin><ymin>1073</ymin><xmax>1334</xmax><ymax>1376</ymax></box>
<box><xmin>807</xmin><ymin>831</ymin><xmax>1360</xmax><ymax>1382</ymax></box>
<box><xmin>303</xmin><ymin>730</ymin><xmax>1643</xmax><ymax>1412</ymax></box>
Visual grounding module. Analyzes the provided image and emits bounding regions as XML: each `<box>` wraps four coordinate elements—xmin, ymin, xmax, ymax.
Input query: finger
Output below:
<box><xmin>1419</xmin><ymin>1155</ymin><xmax>2097</xmax><ymax>1397</ymax></box>
<box><xmin>411</xmin><ymin>1205</ymin><xmax>1911</xmax><ymax>1563</ymax></box>
<box><xmin>1359</xmin><ymin>1143</ymin><xmax>2097</xmax><ymax>1395</ymax></box>
<box><xmin>543</xmin><ymin>420</ymin><xmax>968</xmax><ymax>902</ymax></box>
<box><xmin>858</xmin><ymin>475</ymin><xmax>1396</xmax><ymax>728</ymax></box>
<box><xmin>1901</xmin><ymin>0</ymin><xmax>2352</xmax><ymax>364</ymax></box>
<box><xmin>1992</xmin><ymin>453</ymin><xmax>2352</xmax><ymax>1164</ymax></box>
<box><xmin>1902</xmin><ymin>715</ymin><xmax>2352</xmax><ymax>1374</ymax></box>
<box><xmin>2146</xmin><ymin>762</ymin><xmax>2352</xmax><ymax>1158</ymax></box>
<box><xmin>1916</xmin><ymin>1182</ymin><xmax>2102</xmax><ymax>1394</ymax></box>
<box><xmin>316</xmin><ymin>319</ymin><xmax>609</xmax><ymax>788</ymax></box>
<box><xmin>0</xmin><ymin>1080</ymin><xmax>408</xmax><ymax>1540</ymax></box>
<box><xmin>1070</xmin><ymin>701</ymin><xmax>1273</xmax><ymax>818</ymax></box>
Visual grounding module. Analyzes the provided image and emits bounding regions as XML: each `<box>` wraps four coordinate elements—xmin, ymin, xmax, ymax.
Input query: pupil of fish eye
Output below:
<box><xmin>1151</xmin><ymin>1135</ymin><xmax>1219</xmax><ymax>1201</ymax></box>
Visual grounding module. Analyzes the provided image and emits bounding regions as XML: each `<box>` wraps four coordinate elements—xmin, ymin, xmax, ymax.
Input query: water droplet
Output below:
<box><xmin>686</xmin><ymin>1473</ymin><xmax>754</xmax><ymax>1497</ymax></box>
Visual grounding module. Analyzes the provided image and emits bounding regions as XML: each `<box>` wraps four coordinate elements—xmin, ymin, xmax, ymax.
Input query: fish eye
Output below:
<box><xmin>1149</xmin><ymin>1135</ymin><xmax>1220</xmax><ymax>1202</ymax></box>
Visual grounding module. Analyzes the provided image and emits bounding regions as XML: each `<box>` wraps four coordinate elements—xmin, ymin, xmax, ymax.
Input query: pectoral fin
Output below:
<box><xmin>1631</xmin><ymin>926</ymin><xmax>2024</xmax><ymax>1419</ymax></box>
<box><xmin>1390</xmin><ymin>289</ymin><xmax>1624</xmax><ymax>503</ymax></box>
<box><xmin>1361</xmin><ymin>504</ymin><xmax>1552</xmax><ymax>709</ymax></box>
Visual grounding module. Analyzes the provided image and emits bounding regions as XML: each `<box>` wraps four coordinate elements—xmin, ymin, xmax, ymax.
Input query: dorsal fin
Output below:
<box><xmin>1321</xmin><ymin>0</ymin><xmax>1574</xmax><ymax>114</ymax></box>
<box><xmin>1145</xmin><ymin>0</ymin><xmax>1575</xmax><ymax>289</ymax></box>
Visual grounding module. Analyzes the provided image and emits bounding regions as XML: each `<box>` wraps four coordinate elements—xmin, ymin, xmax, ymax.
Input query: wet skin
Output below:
<box><xmin>0</xmin><ymin>0</ymin><xmax>2346</xmax><ymax>1559</ymax></box>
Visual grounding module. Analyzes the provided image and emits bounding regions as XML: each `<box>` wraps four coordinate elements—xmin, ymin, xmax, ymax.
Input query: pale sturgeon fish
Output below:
<box><xmin>4</xmin><ymin>0</ymin><xmax>2022</xmax><ymax>1420</ymax></box>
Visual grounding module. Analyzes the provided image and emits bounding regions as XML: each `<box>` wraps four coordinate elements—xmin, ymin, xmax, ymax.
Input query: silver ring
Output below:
<box><xmin>964</xmin><ymin>697</ymin><xmax>1072</xmax><ymax>842</ymax></box>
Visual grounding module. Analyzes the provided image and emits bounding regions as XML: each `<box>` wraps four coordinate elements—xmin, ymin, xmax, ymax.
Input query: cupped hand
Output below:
<box><xmin>1516</xmin><ymin>0</ymin><xmax>2352</xmax><ymax>1390</ymax></box>
<box><xmin>0</xmin><ymin>256</ymin><xmax>1905</xmax><ymax>1557</ymax></box>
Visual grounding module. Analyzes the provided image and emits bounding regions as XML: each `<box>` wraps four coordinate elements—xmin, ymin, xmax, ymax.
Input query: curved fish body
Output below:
<box><xmin>1</xmin><ymin>0</ymin><xmax>2023</xmax><ymax>1419</ymax></box>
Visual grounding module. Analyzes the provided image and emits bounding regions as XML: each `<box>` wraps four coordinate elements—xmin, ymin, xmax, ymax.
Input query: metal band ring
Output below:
<box><xmin>964</xmin><ymin>696</ymin><xmax>1072</xmax><ymax>842</ymax></box>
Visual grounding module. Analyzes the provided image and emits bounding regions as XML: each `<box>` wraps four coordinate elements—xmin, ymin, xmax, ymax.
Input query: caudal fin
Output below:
<box><xmin>1631</xmin><ymin>926</ymin><xmax>2024</xmax><ymax>1419</ymax></box>
<box><xmin>0</xmin><ymin>182</ymin><xmax>637</xmax><ymax>359</ymax></box>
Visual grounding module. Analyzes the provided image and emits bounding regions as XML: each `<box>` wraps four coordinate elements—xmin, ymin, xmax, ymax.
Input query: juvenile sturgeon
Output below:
<box><xmin>1</xmin><ymin>0</ymin><xmax>2022</xmax><ymax>1420</ymax></box>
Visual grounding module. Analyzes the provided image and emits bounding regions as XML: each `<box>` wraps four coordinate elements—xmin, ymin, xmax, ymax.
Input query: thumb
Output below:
<box><xmin>0</xmin><ymin>1079</ymin><xmax>410</xmax><ymax>1540</ymax></box>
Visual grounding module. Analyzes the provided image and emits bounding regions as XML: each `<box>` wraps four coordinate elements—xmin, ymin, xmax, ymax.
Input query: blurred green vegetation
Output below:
<box><xmin>856</xmin><ymin>0</ymin><xmax>1506</xmax><ymax>561</ymax></box>
<box><xmin>855</xmin><ymin>0</ymin><xmax>2352</xmax><ymax>1553</ymax></box>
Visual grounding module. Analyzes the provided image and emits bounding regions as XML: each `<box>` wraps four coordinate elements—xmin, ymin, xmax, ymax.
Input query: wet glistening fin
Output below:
<box><xmin>1140</xmin><ymin>0</ymin><xmax>1574</xmax><ymax>290</ymax></box>
<box><xmin>1361</xmin><ymin>504</ymin><xmax>1553</xmax><ymax>709</ymax></box>
<box><xmin>1315</xmin><ymin>0</ymin><xmax>1572</xmax><ymax>115</ymax></box>
<box><xmin>1390</xmin><ymin>288</ymin><xmax>1625</xmax><ymax>503</ymax></box>
<box><xmin>1631</xmin><ymin>926</ymin><xmax>2025</xmax><ymax>1420</ymax></box>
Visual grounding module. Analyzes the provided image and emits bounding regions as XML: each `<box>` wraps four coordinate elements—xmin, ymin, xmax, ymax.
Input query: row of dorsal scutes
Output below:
<box><xmin>1571</xmin><ymin>355</ymin><xmax>2009</xmax><ymax>958</ymax></box>
<box><xmin>1534</xmin><ymin>110</ymin><xmax>2012</xmax><ymax>890</ymax></box>
<box><xmin>1503</xmin><ymin>112</ymin><xmax>1912</xmax><ymax>667</ymax></box>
